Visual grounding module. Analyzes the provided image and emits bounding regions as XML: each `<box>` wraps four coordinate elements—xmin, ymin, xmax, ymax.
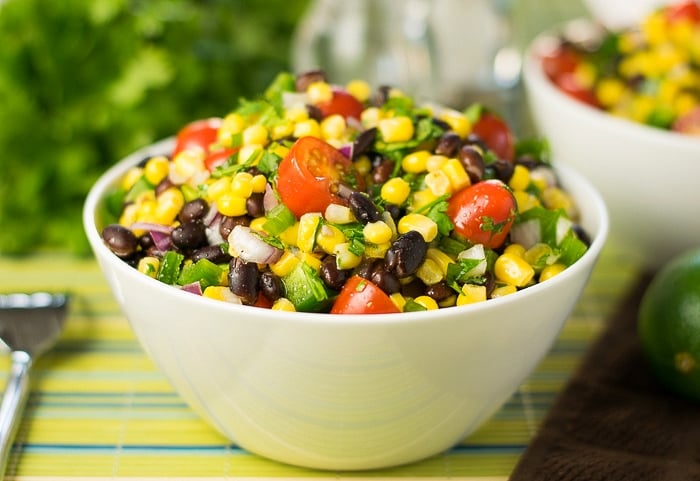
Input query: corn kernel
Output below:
<box><xmin>401</xmin><ymin>150</ymin><xmax>431</xmax><ymax>173</ymax></box>
<box><xmin>504</xmin><ymin>243</ymin><xmax>526</xmax><ymax>258</ymax></box>
<box><xmin>333</xmin><ymin>242</ymin><xmax>363</xmax><ymax>269</ymax></box>
<box><xmin>206</xmin><ymin>177</ymin><xmax>231</xmax><ymax>202</ymax></box>
<box><xmin>414</xmin><ymin>295</ymin><xmax>439</xmax><ymax>310</ymax></box>
<box><xmin>173</xmin><ymin>149</ymin><xmax>205</xmax><ymax>181</ymax></box>
<box><xmin>137</xmin><ymin>257</ymin><xmax>160</xmax><ymax>278</ymax></box>
<box><xmin>122</xmin><ymin>167</ymin><xmax>144</xmax><ymax>190</ymax></box>
<box><xmin>426</xmin><ymin>155</ymin><xmax>448</xmax><ymax>172</ymax></box>
<box><xmin>270</xmin><ymin>121</ymin><xmax>294</xmax><ymax>140</ymax></box>
<box><xmin>389</xmin><ymin>292</ymin><xmax>407</xmax><ymax>312</ymax></box>
<box><xmin>346</xmin><ymin>79</ymin><xmax>371</xmax><ymax>102</ymax></box>
<box><xmin>441</xmin><ymin>158</ymin><xmax>471</xmax><ymax>192</ymax></box>
<box><xmin>364</xmin><ymin>242</ymin><xmax>391</xmax><ymax>258</ymax></box>
<box><xmin>410</xmin><ymin>189</ymin><xmax>439</xmax><ymax>211</ymax></box>
<box><xmin>513</xmin><ymin>190</ymin><xmax>541</xmax><ymax>212</ymax></box>
<box><xmin>155</xmin><ymin>187</ymin><xmax>185</xmax><ymax>225</ymax></box>
<box><xmin>300</xmin><ymin>253</ymin><xmax>323</xmax><ymax>272</ymax></box>
<box><xmin>248</xmin><ymin>216</ymin><xmax>268</xmax><ymax>233</ymax></box>
<box><xmin>491</xmin><ymin>284</ymin><xmax>518</xmax><ymax>298</ymax></box>
<box><xmin>144</xmin><ymin>156</ymin><xmax>170</xmax><ymax>185</ymax></box>
<box><xmin>320</xmin><ymin>114</ymin><xmax>347</xmax><ymax>141</ymax></box>
<box><xmin>354</xmin><ymin>155</ymin><xmax>372</xmax><ymax>176</ymax></box>
<box><xmin>440</xmin><ymin>110</ymin><xmax>471</xmax><ymax>138</ymax></box>
<box><xmin>541</xmin><ymin>186</ymin><xmax>575</xmax><ymax>217</ymax></box>
<box><xmin>306</xmin><ymin>81</ymin><xmax>333</xmax><ymax>104</ymax></box>
<box><xmin>360</xmin><ymin>107</ymin><xmax>383</xmax><ymax>128</ymax></box>
<box><xmin>217</xmin><ymin>113</ymin><xmax>246</xmax><ymax>146</ymax></box>
<box><xmin>508</xmin><ymin>164</ymin><xmax>531</xmax><ymax>192</ymax></box>
<box><xmin>325</xmin><ymin>204</ymin><xmax>356</xmax><ymax>224</ymax></box>
<box><xmin>297</xmin><ymin>213</ymin><xmax>322</xmax><ymax>252</ymax></box>
<box><xmin>238</xmin><ymin>144</ymin><xmax>263</xmax><ymax>165</ymax></box>
<box><xmin>397</xmin><ymin>213</ymin><xmax>438</xmax><ymax>242</ymax></box>
<box><xmin>135</xmin><ymin>199</ymin><xmax>157</xmax><ymax>224</ymax></box>
<box><xmin>271</xmin><ymin>297</ymin><xmax>296</xmax><ymax>311</ymax></box>
<box><xmin>426</xmin><ymin>248</ymin><xmax>454</xmax><ymax>276</ymax></box>
<box><xmin>216</xmin><ymin>193</ymin><xmax>247</xmax><ymax>217</ymax></box>
<box><xmin>250</xmin><ymin>174</ymin><xmax>267</xmax><ymax>193</ymax></box>
<box><xmin>242</xmin><ymin>124</ymin><xmax>268</xmax><ymax>146</ymax></box>
<box><xmin>230</xmin><ymin>172</ymin><xmax>254</xmax><ymax>198</ymax></box>
<box><xmin>363</xmin><ymin>221</ymin><xmax>393</xmax><ymax>245</ymax></box>
<box><xmin>424</xmin><ymin>170</ymin><xmax>452</xmax><ymax>196</ymax></box>
<box><xmin>202</xmin><ymin>286</ymin><xmax>242</xmax><ymax>304</ymax></box>
<box><xmin>596</xmin><ymin>78</ymin><xmax>628</xmax><ymax>108</ymax></box>
<box><xmin>269</xmin><ymin>142</ymin><xmax>290</xmax><ymax>159</ymax></box>
<box><xmin>316</xmin><ymin>224</ymin><xmax>347</xmax><ymax>255</ymax></box>
<box><xmin>119</xmin><ymin>204</ymin><xmax>139</xmax><ymax>227</ymax></box>
<box><xmin>494</xmin><ymin>253</ymin><xmax>535</xmax><ymax>287</ymax></box>
<box><xmin>378</xmin><ymin>116</ymin><xmax>414</xmax><ymax>143</ymax></box>
<box><xmin>270</xmin><ymin>250</ymin><xmax>300</xmax><ymax>277</ymax></box>
<box><xmin>540</xmin><ymin>263</ymin><xmax>566</xmax><ymax>282</ymax></box>
<box><xmin>416</xmin><ymin>258</ymin><xmax>444</xmax><ymax>285</ymax></box>
<box><xmin>279</xmin><ymin>222</ymin><xmax>299</xmax><ymax>247</ymax></box>
<box><xmin>457</xmin><ymin>284</ymin><xmax>487</xmax><ymax>305</ymax></box>
<box><xmin>380</xmin><ymin>177</ymin><xmax>411</xmax><ymax>205</ymax></box>
<box><xmin>293</xmin><ymin>118</ymin><xmax>321</xmax><ymax>139</ymax></box>
<box><xmin>285</xmin><ymin>106</ymin><xmax>309</xmax><ymax>122</ymax></box>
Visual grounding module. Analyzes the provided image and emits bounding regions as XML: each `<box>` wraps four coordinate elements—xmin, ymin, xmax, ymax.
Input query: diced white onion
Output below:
<box><xmin>510</xmin><ymin>219</ymin><xmax>541</xmax><ymax>249</ymax></box>
<box><xmin>227</xmin><ymin>225</ymin><xmax>283</xmax><ymax>264</ymax></box>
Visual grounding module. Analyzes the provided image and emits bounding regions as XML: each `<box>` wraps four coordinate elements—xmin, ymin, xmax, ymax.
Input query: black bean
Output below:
<box><xmin>573</xmin><ymin>224</ymin><xmax>591</xmax><ymax>247</ymax></box>
<box><xmin>171</xmin><ymin>221</ymin><xmax>208</xmax><ymax>251</ymax></box>
<box><xmin>319</xmin><ymin>256</ymin><xmax>350</xmax><ymax>291</ymax></box>
<box><xmin>295</xmin><ymin>69</ymin><xmax>327</xmax><ymax>92</ymax></box>
<box><xmin>435</xmin><ymin>132</ymin><xmax>462</xmax><ymax>157</ymax></box>
<box><xmin>384</xmin><ymin>203</ymin><xmax>402</xmax><ymax>222</ymax></box>
<box><xmin>155</xmin><ymin>177</ymin><xmax>176</xmax><ymax>196</ymax></box>
<box><xmin>372</xmin><ymin>85</ymin><xmax>392</xmax><ymax>106</ymax></box>
<box><xmin>306</xmin><ymin>104</ymin><xmax>323</xmax><ymax>122</ymax></box>
<box><xmin>192</xmin><ymin>244</ymin><xmax>231</xmax><ymax>264</ymax></box>
<box><xmin>401</xmin><ymin>278</ymin><xmax>426</xmax><ymax>298</ymax></box>
<box><xmin>352</xmin><ymin>128</ymin><xmax>377</xmax><ymax>159</ymax></box>
<box><xmin>370</xmin><ymin>268</ymin><xmax>401</xmax><ymax>295</ymax></box>
<box><xmin>385</xmin><ymin>230</ymin><xmax>428</xmax><ymax>278</ymax></box>
<box><xmin>102</xmin><ymin>224</ymin><xmax>138</xmax><ymax>258</ymax></box>
<box><xmin>459</xmin><ymin>145</ymin><xmax>486</xmax><ymax>183</ymax></box>
<box><xmin>425</xmin><ymin>281</ymin><xmax>453</xmax><ymax>301</ymax></box>
<box><xmin>219</xmin><ymin>215</ymin><xmax>250</xmax><ymax>239</ymax></box>
<box><xmin>259</xmin><ymin>271</ymin><xmax>284</xmax><ymax>302</ymax></box>
<box><xmin>139</xmin><ymin>233</ymin><xmax>155</xmax><ymax>250</ymax></box>
<box><xmin>179</xmin><ymin>198</ymin><xmax>209</xmax><ymax>223</ymax></box>
<box><xmin>490</xmin><ymin>159</ymin><xmax>515</xmax><ymax>183</ymax></box>
<box><xmin>355</xmin><ymin>258</ymin><xmax>381</xmax><ymax>281</ymax></box>
<box><xmin>348</xmin><ymin>192</ymin><xmax>382</xmax><ymax>224</ymax></box>
<box><xmin>228</xmin><ymin>257</ymin><xmax>259</xmax><ymax>305</ymax></box>
<box><xmin>246</xmin><ymin>192</ymin><xmax>265</xmax><ymax>218</ymax></box>
<box><xmin>372</xmin><ymin>159</ymin><xmax>395</xmax><ymax>185</ymax></box>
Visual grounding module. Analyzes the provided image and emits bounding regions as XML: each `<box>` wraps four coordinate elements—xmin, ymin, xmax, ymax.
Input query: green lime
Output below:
<box><xmin>638</xmin><ymin>248</ymin><xmax>700</xmax><ymax>402</ymax></box>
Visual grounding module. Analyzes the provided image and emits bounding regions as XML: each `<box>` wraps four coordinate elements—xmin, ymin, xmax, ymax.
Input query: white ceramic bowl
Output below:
<box><xmin>523</xmin><ymin>20</ymin><xmax>700</xmax><ymax>269</ymax></box>
<box><xmin>83</xmin><ymin>138</ymin><xmax>608</xmax><ymax>471</ymax></box>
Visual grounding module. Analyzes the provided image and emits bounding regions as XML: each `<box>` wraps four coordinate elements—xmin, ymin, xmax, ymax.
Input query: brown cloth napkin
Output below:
<box><xmin>509</xmin><ymin>273</ymin><xmax>700</xmax><ymax>481</ymax></box>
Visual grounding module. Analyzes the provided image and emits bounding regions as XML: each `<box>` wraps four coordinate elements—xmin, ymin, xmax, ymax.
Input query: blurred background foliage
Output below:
<box><xmin>0</xmin><ymin>0</ymin><xmax>584</xmax><ymax>256</ymax></box>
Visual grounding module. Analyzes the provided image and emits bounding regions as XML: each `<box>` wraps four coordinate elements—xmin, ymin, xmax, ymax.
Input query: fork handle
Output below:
<box><xmin>0</xmin><ymin>351</ymin><xmax>32</xmax><ymax>479</ymax></box>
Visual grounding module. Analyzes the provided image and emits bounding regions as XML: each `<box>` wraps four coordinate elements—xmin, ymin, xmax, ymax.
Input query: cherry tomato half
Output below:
<box><xmin>317</xmin><ymin>89</ymin><xmax>365</xmax><ymax>121</ymax></box>
<box><xmin>541</xmin><ymin>45</ymin><xmax>580</xmax><ymax>82</ymax></box>
<box><xmin>204</xmin><ymin>147</ymin><xmax>239</xmax><ymax>172</ymax></box>
<box><xmin>330</xmin><ymin>275</ymin><xmax>401</xmax><ymax>314</ymax></box>
<box><xmin>172</xmin><ymin>117</ymin><xmax>223</xmax><ymax>158</ymax></box>
<box><xmin>447</xmin><ymin>180</ymin><xmax>517</xmax><ymax>249</ymax></box>
<box><xmin>673</xmin><ymin>106</ymin><xmax>700</xmax><ymax>135</ymax></box>
<box><xmin>277</xmin><ymin>136</ymin><xmax>364</xmax><ymax>218</ymax></box>
<box><xmin>553</xmin><ymin>73</ymin><xmax>600</xmax><ymax>108</ymax></box>
<box><xmin>471</xmin><ymin>112</ymin><xmax>516</xmax><ymax>162</ymax></box>
<box><xmin>666</xmin><ymin>1</ymin><xmax>700</xmax><ymax>23</ymax></box>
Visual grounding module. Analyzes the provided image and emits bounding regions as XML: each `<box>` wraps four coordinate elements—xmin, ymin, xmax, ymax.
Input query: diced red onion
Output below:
<box><xmin>263</xmin><ymin>183</ymin><xmax>280</xmax><ymax>212</ymax></box>
<box><xmin>130</xmin><ymin>222</ymin><xmax>173</xmax><ymax>234</ymax></box>
<box><xmin>181</xmin><ymin>282</ymin><xmax>203</xmax><ymax>296</ymax></box>
<box><xmin>338</xmin><ymin>143</ymin><xmax>354</xmax><ymax>159</ymax></box>
<box><xmin>228</xmin><ymin>225</ymin><xmax>283</xmax><ymax>264</ymax></box>
<box><xmin>202</xmin><ymin>203</ymin><xmax>219</xmax><ymax>226</ymax></box>
<box><xmin>150</xmin><ymin>230</ymin><xmax>173</xmax><ymax>252</ymax></box>
<box><xmin>510</xmin><ymin>219</ymin><xmax>541</xmax><ymax>250</ymax></box>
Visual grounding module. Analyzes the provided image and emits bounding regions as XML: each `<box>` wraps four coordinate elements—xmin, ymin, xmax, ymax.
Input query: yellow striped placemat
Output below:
<box><xmin>0</xmin><ymin>241</ymin><xmax>641</xmax><ymax>480</ymax></box>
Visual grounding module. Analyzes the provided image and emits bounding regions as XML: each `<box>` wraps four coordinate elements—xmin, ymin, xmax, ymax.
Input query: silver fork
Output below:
<box><xmin>0</xmin><ymin>293</ymin><xmax>69</xmax><ymax>478</ymax></box>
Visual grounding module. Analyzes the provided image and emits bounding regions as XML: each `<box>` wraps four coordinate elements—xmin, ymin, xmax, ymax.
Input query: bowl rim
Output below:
<box><xmin>83</xmin><ymin>137</ymin><xmax>609</xmax><ymax>326</ymax></box>
<box><xmin>523</xmin><ymin>18</ymin><xmax>700</xmax><ymax>153</ymax></box>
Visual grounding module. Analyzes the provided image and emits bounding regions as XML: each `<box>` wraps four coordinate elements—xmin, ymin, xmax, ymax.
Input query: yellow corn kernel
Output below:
<box><xmin>401</xmin><ymin>150</ymin><xmax>431</xmax><ymax>173</ymax></box>
<box><xmin>216</xmin><ymin>193</ymin><xmax>247</xmax><ymax>217</ymax></box>
<box><xmin>278</xmin><ymin>222</ymin><xmax>299</xmax><ymax>247</ymax></box>
<box><xmin>217</xmin><ymin>113</ymin><xmax>246</xmax><ymax>146</ymax></box>
<box><xmin>410</xmin><ymin>188</ymin><xmax>439</xmax><ymax>211</ymax></box>
<box><xmin>203</xmin><ymin>286</ymin><xmax>242</xmax><ymax>303</ymax></box>
<box><xmin>137</xmin><ymin>256</ymin><xmax>160</xmax><ymax>278</ymax></box>
<box><xmin>424</xmin><ymin>170</ymin><xmax>452</xmax><ymax>196</ymax></box>
<box><xmin>248</xmin><ymin>216</ymin><xmax>268</xmax><ymax>233</ymax></box>
<box><xmin>494</xmin><ymin>253</ymin><xmax>535</xmax><ymax>287</ymax></box>
<box><xmin>457</xmin><ymin>284</ymin><xmax>487</xmax><ymax>305</ymax></box>
<box><xmin>270</xmin><ymin>121</ymin><xmax>294</xmax><ymax>140</ymax></box>
<box><xmin>380</xmin><ymin>177</ymin><xmax>411</xmax><ymax>205</ymax></box>
<box><xmin>596</xmin><ymin>78</ymin><xmax>627</xmax><ymax>108</ymax></box>
<box><xmin>414</xmin><ymin>295</ymin><xmax>439</xmax><ymax>311</ymax></box>
<box><xmin>320</xmin><ymin>114</ymin><xmax>347</xmax><ymax>141</ymax></box>
<box><xmin>230</xmin><ymin>172</ymin><xmax>254</xmax><ymax>198</ymax></box>
<box><xmin>155</xmin><ymin>188</ymin><xmax>185</xmax><ymax>225</ymax></box>
<box><xmin>135</xmin><ymin>199</ymin><xmax>158</xmax><ymax>224</ymax></box>
<box><xmin>144</xmin><ymin>156</ymin><xmax>170</xmax><ymax>185</ymax></box>
<box><xmin>300</xmin><ymin>253</ymin><xmax>323</xmax><ymax>272</ymax></box>
<box><xmin>508</xmin><ymin>164</ymin><xmax>530</xmax><ymax>192</ymax></box>
<box><xmin>238</xmin><ymin>144</ymin><xmax>263</xmax><ymax>165</ymax></box>
<box><xmin>354</xmin><ymin>155</ymin><xmax>372</xmax><ymax>176</ymax></box>
<box><xmin>285</xmin><ymin>106</ymin><xmax>309</xmax><ymax>123</ymax></box>
<box><xmin>491</xmin><ymin>284</ymin><xmax>518</xmax><ymax>298</ymax></box>
<box><xmin>306</xmin><ymin>81</ymin><xmax>333</xmax><ymax>104</ymax></box>
<box><xmin>540</xmin><ymin>263</ymin><xmax>566</xmax><ymax>282</ymax></box>
<box><xmin>364</xmin><ymin>242</ymin><xmax>391</xmax><ymax>258</ymax></box>
<box><xmin>541</xmin><ymin>186</ymin><xmax>575</xmax><ymax>217</ymax></box>
<box><xmin>426</xmin><ymin>155</ymin><xmax>448</xmax><ymax>172</ymax></box>
<box><xmin>426</xmin><ymin>248</ymin><xmax>453</xmax><ymax>276</ymax></box>
<box><xmin>389</xmin><ymin>292</ymin><xmax>407</xmax><ymax>312</ymax></box>
<box><xmin>271</xmin><ymin>297</ymin><xmax>296</xmax><ymax>312</ymax></box>
<box><xmin>441</xmin><ymin>158</ymin><xmax>471</xmax><ymax>192</ymax></box>
<box><xmin>173</xmin><ymin>149</ymin><xmax>205</xmax><ymax>180</ymax></box>
<box><xmin>573</xmin><ymin>61</ymin><xmax>596</xmax><ymax>89</ymax></box>
<box><xmin>242</xmin><ymin>124</ymin><xmax>268</xmax><ymax>146</ymax></box>
<box><xmin>416</xmin><ymin>258</ymin><xmax>443</xmax><ymax>285</ymax></box>
<box><xmin>269</xmin><ymin>142</ymin><xmax>290</xmax><ymax>160</ymax></box>
<box><xmin>363</xmin><ymin>221</ymin><xmax>393</xmax><ymax>245</ymax></box>
<box><xmin>122</xmin><ymin>167</ymin><xmax>144</xmax><ymax>190</ymax></box>
<box><xmin>206</xmin><ymin>177</ymin><xmax>231</xmax><ymax>202</ymax></box>
<box><xmin>513</xmin><ymin>190</ymin><xmax>541</xmax><ymax>212</ymax></box>
<box><xmin>440</xmin><ymin>110</ymin><xmax>471</xmax><ymax>138</ymax></box>
<box><xmin>333</xmin><ymin>242</ymin><xmax>363</xmax><ymax>269</ymax></box>
<box><xmin>119</xmin><ymin>204</ymin><xmax>139</xmax><ymax>227</ymax></box>
<box><xmin>360</xmin><ymin>106</ymin><xmax>383</xmax><ymax>128</ymax></box>
<box><xmin>297</xmin><ymin>213</ymin><xmax>322</xmax><ymax>253</ymax></box>
<box><xmin>524</xmin><ymin>243</ymin><xmax>556</xmax><ymax>270</ymax></box>
<box><xmin>398</xmin><ymin>213</ymin><xmax>438</xmax><ymax>242</ymax></box>
<box><xmin>438</xmin><ymin>295</ymin><xmax>457</xmax><ymax>308</ymax></box>
<box><xmin>316</xmin><ymin>224</ymin><xmax>346</xmax><ymax>255</ymax></box>
<box><xmin>504</xmin><ymin>243</ymin><xmax>526</xmax><ymax>258</ymax></box>
<box><xmin>250</xmin><ymin>174</ymin><xmax>267</xmax><ymax>193</ymax></box>
<box><xmin>378</xmin><ymin>116</ymin><xmax>414</xmax><ymax>143</ymax></box>
<box><xmin>293</xmin><ymin>118</ymin><xmax>321</xmax><ymax>139</ymax></box>
<box><xmin>346</xmin><ymin>79</ymin><xmax>371</xmax><ymax>102</ymax></box>
<box><xmin>270</xmin><ymin>250</ymin><xmax>301</xmax><ymax>277</ymax></box>
<box><xmin>325</xmin><ymin>204</ymin><xmax>355</xmax><ymax>224</ymax></box>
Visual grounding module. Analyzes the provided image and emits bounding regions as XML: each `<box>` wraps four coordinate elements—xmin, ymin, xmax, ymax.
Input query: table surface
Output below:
<box><xmin>0</xmin><ymin>240</ymin><xmax>642</xmax><ymax>480</ymax></box>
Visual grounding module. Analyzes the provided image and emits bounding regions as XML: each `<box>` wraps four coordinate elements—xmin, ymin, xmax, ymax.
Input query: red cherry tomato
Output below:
<box><xmin>554</xmin><ymin>73</ymin><xmax>600</xmax><ymax>108</ymax></box>
<box><xmin>447</xmin><ymin>180</ymin><xmax>517</xmax><ymax>249</ymax></box>
<box><xmin>672</xmin><ymin>106</ymin><xmax>700</xmax><ymax>135</ymax></box>
<box><xmin>666</xmin><ymin>1</ymin><xmax>700</xmax><ymax>23</ymax></box>
<box><xmin>277</xmin><ymin>136</ymin><xmax>364</xmax><ymax>218</ymax></box>
<box><xmin>204</xmin><ymin>147</ymin><xmax>238</xmax><ymax>171</ymax></box>
<box><xmin>330</xmin><ymin>276</ymin><xmax>401</xmax><ymax>314</ymax></box>
<box><xmin>317</xmin><ymin>90</ymin><xmax>364</xmax><ymax>121</ymax></box>
<box><xmin>172</xmin><ymin>117</ymin><xmax>223</xmax><ymax>157</ymax></box>
<box><xmin>541</xmin><ymin>45</ymin><xmax>580</xmax><ymax>82</ymax></box>
<box><xmin>471</xmin><ymin>112</ymin><xmax>516</xmax><ymax>162</ymax></box>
